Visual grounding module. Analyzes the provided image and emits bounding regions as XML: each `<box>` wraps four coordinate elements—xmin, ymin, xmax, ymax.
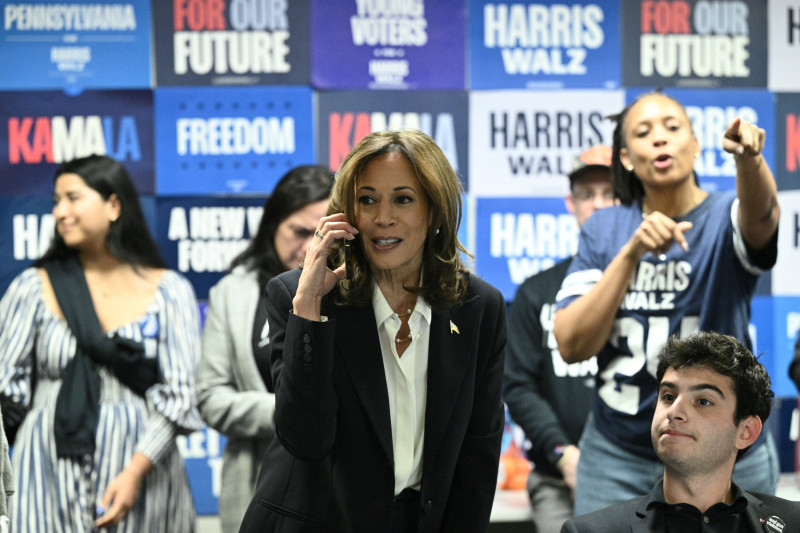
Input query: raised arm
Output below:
<box><xmin>725</xmin><ymin>118</ymin><xmax>780</xmax><ymax>251</ymax></box>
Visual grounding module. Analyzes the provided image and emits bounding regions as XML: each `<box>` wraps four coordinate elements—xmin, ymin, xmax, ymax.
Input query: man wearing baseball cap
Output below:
<box><xmin>504</xmin><ymin>145</ymin><xmax>615</xmax><ymax>533</ymax></box>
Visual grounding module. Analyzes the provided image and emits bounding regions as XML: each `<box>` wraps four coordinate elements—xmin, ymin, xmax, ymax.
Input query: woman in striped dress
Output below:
<box><xmin>0</xmin><ymin>155</ymin><xmax>203</xmax><ymax>532</ymax></box>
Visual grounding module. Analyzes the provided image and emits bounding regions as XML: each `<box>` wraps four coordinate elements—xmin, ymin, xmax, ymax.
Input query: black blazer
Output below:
<box><xmin>561</xmin><ymin>489</ymin><xmax>800</xmax><ymax>532</ymax></box>
<box><xmin>239</xmin><ymin>269</ymin><xmax>507</xmax><ymax>533</ymax></box>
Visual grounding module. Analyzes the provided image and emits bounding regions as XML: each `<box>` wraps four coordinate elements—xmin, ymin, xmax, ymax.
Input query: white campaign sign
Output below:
<box><xmin>768</xmin><ymin>0</ymin><xmax>800</xmax><ymax>91</ymax></box>
<box><xmin>773</xmin><ymin>190</ymin><xmax>800</xmax><ymax>296</ymax></box>
<box><xmin>468</xmin><ymin>89</ymin><xmax>624</xmax><ymax>197</ymax></box>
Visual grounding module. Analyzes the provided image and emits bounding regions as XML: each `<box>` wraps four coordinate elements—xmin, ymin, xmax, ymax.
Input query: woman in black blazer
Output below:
<box><xmin>239</xmin><ymin>129</ymin><xmax>507</xmax><ymax>533</ymax></box>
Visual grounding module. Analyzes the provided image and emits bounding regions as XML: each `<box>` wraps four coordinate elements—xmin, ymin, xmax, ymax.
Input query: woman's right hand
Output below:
<box><xmin>292</xmin><ymin>213</ymin><xmax>358</xmax><ymax>320</ymax></box>
<box><xmin>624</xmin><ymin>211</ymin><xmax>693</xmax><ymax>261</ymax></box>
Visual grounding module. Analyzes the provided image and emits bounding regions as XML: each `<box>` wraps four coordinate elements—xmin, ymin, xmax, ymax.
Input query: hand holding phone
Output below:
<box><xmin>344</xmin><ymin>241</ymin><xmax>353</xmax><ymax>280</ymax></box>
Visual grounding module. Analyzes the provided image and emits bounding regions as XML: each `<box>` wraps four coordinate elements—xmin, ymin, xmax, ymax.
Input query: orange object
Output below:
<box><xmin>497</xmin><ymin>440</ymin><xmax>532</xmax><ymax>490</ymax></box>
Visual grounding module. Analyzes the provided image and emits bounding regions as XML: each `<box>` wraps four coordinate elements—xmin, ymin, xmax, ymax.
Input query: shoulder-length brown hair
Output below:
<box><xmin>328</xmin><ymin>129</ymin><xmax>470</xmax><ymax>311</ymax></box>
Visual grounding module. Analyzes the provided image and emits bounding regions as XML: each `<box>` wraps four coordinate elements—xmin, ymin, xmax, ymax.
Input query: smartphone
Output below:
<box><xmin>344</xmin><ymin>240</ymin><xmax>353</xmax><ymax>280</ymax></box>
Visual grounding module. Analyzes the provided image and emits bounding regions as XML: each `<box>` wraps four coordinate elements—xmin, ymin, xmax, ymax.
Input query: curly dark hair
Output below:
<box><xmin>656</xmin><ymin>331</ymin><xmax>773</xmax><ymax>458</ymax></box>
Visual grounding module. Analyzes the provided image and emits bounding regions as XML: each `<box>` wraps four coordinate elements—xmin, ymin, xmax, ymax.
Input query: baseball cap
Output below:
<box><xmin>568</xmin><ymin>145</ymin><xmax>612</xmax><ymax>184</ymax></box>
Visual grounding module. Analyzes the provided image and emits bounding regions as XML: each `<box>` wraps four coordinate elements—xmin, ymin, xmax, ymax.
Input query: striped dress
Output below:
<box><xmin>0</xmin><ymin>268</ymin><xmax>204</xmax><ymax>533</ymax></box>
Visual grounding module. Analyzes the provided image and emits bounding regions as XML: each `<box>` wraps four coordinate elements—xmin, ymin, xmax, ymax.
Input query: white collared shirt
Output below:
<box><xmin>371</xmin><ymin>285</ymin><xmax>431</xmax><ymax>496</ymax></box>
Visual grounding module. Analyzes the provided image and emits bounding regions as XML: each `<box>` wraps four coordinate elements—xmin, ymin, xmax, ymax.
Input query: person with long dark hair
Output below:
<box><xmin>238</xmin><ymin>130</ymin><xmax>507</xmax><ymax>533</ymax></box>
<box><xmin>553</xmin><ymin>91</ymin><xmax>781</xmax><ymax>516</ymax></box>
<box><xmin>0</xmin><ymin>155</ymin><xmax>203</xmax><ymax>532</ymax></box>
<box><xmin>196</xmin><ymin>165</ymin><xmax>334</xmax><ymax>532</ymax></box>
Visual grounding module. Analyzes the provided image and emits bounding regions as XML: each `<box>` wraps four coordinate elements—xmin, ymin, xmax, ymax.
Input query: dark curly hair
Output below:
<box><xmin>656</xmin><ymin>331</ymin><xmax>773</xmax><ymax>459</ymax></box>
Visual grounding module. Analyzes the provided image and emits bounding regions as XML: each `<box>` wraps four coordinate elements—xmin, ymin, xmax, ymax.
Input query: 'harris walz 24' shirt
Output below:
<box><xmin>556</xmin><ymin>191</ymin><xmax>776</xmax><ymax>459</ymax></box>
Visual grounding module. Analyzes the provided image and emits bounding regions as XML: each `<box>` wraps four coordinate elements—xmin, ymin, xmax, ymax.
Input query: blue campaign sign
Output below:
<box><xmin>468</xmin><ymin>0</ymin><xmax>621</xmax><ymax>90</ymax></box>
<box><xmin>0</xmin><ymin>89</ymin><xmax>155</xmax><ymax>195</ymax></box>
<box><xmin>770</xmin><ymin>296</ymin><xmax>800</xmax><ymax>399</ymax></box>
<box><xmin>0</xmin><ymin>0</ymin><xmax>152</xmax><ymax>90</ymax></box>
<box><xmin>154</xmin><ymin>86</ymin><xmax>315</xmax><ymax>195</ymax></box>
<box><xmin>625</xmin><ymin>88</ymin><xmax>776</xmax><ymax>194</ymax></box>
<box><xmin>473</xmin><ymin>196</ymin><xmax>578</xmax><ymax>302</ymax></box>
<box><xmin>178</xmin><ymin>425</ymin><xmax>227</xmax><ymax>516</ymax></box>
<box><xmin>311</xmin><ymin>0</ymin><xmax>466</xmax><ymax>90</ymax></box>
<box><xmin>154</xmin><ymin>195</ymin><xmax>267</xmax><ymax>301</ymax></box>
<box><xmin>0</xmin><ymin>194</ymin><xmax>157</xmax><ymax>296</ymax></box>
<box><xmin>0</xmin><ymin>195</ymin><xmax>53</xmax><ymax>295</ymax></box>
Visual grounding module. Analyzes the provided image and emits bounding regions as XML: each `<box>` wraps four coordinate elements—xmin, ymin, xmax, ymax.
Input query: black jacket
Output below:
<box><xmin>239</xmin><ymin>269</ymin><xmax>507</xmax><ymax>533</ymax></box>
<box><xmin>561</xmin><ymin>481</ymin><xmax>800</xmax><ymax>532</ymax></box>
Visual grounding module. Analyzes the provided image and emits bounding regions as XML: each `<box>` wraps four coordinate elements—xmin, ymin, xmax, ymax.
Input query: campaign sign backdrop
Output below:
<box><xmin>317</xmin><ymin>90</ymin><xmax>469</xmax><ymax>185</ymax></box>
<box><xmin>472</xmin><ymin>196</ymin><xmax>578</xmax><ymax>302</ymax></box>
<box><xmin>776</xmin><ymin>92</ymin><xmax>800</xmax><ymax>192</ymax></box>
<box><xmin>773</xmin><ymin>190</ymin><xmax>800</xmax><ymax>297</ymax></box>
<box><xmin>178</xmin><ymin>425</ymin><xmax>226</xmax><ymax>516</ymax></box>
<box><xmin>0</xmin><ymin>89</ymin><xmax>154</xmax><ymax>196</ymax></box>
<box><xmin>311</xmin><ymin>0</ymin><xmax>466</xmax><ymax>90</ymax></box>
<box><xmin>468</xmin><ymin>0</ymin><xmax>621</xmax><ymax>90</ymax></box>
<box><xmin>768</xmin><ymin>0</ymin><xmax>800</xmax><ymax>92</ymax></box>
<box><xmin>155</xmin><ymin>196</ymin><xmax>266</xmax><ymax>300</ymax></box>
<box><xmin>770</xmin><ymin>296</ymin><xmax>800</xmax><ymax>398</ymax></box>
<box><xmin>626</xmin><ymin>88</ymin><xmax>776</xmax><ymax>194</ymax></box>
<box><xmin>468</xmin><ymin>89</ymin><xmax>623</xmax><ymax>198</ymax></box>
<box><xmin>154</xmin><ymin>86</ymin><xmax>314</xmax><ymax>195</ymax></box>
<box><xmin>0</xmin><ymin>195</ymin><xmax>53</xmax><ymax>295</ymax></box>
<box><xmin>621</xmin><ymin>0</ymin><xmax>767</xmax><ymax>88</ymax></box>
<box><xmin>153</xmin><ymin>0</ymin><xmax>311</xmax><ymax>86</ymax></box>
<box><xmin>0</xmin><ymin>194</ymin><xmax>157</xmax><ymax>295</ymax></box>
<box><xmin>0</xmin><ymin>0</ymin><xmax>152</xmax><ymax>90</ymax></box>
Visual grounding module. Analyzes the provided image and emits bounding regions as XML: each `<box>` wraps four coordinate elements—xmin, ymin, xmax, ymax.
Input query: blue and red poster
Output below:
<box><xmin>0</xmin><ymin>89</ymin><xmax>154</xmax><ymax>195</ymax></box>
<box><xmin>317</xmin><ymin>90</ymin><xmax>468</xmax><ymax>186</ymax></box>
<box><xmin>0</xmin><ymin>0</ymin><xmax>152</xmax><ymax>90</ymax></box>
<box><xmin>311</xmin><ymin>0</ymin><xmax>466</xmax><ymax>90</ymax></box>
<box><xmin>469</xmin><ymin>0</ymin><xmax>621</xmax><ymax>90</ymax></box>
<box><xmin>776</xmin><ymin>92</ymin><xmax>800</xmax><ymax>193</ymax></box>
<box><xmin>153</xmin><ymin>0</ymin><xmax>311</xmax><ymax>86</ymax></box>
<box><xmin>154</xmin><ymin>86</ymin><xmax>315</xmax><ymax>195</ymax></box>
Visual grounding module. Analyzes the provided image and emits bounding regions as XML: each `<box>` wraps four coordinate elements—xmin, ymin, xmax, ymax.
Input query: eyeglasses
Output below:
<box><xmin>287</xmin><ymin>225</ymin><xmax>316</xmax><ymax>241</ymax></box>
<box><xmin>573</xmin><ymin>190</ymin><xmax>615</xmax><ymax>202</ymax></box>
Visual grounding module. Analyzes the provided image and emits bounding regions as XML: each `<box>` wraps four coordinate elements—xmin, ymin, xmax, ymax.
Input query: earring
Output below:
<box><xmin>695</xmin><ymin>152</ymin><xmax>700</xmax><ymax>159</ymax></box>
<box><xmin>626</xmin><ymin>165</ymin><xmax>634</xmax><ymax>172</ymax></box>
<box><xmin>435</xmin><ymin>228</ymin><xmax>440</xmax><ymax>235</ymax></box>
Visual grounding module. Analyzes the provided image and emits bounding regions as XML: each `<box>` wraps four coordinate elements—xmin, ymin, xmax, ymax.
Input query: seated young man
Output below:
<box><xmin>561</xmin><ymin>331</ymin><xmax>800</xmax><ymax>532</ymax></box>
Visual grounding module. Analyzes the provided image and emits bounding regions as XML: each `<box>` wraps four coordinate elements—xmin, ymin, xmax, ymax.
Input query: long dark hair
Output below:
<box><xmin>608</xmin><ymin>90</ymin><xmax>699</xmax><ymax>206</ymax></box>
<box><xmin>230</xmin><ymin>165</ymin><xmax>334</xmax><ymax>289</ymax></box>
<box><xmin>35</xmin><ymin>154</ymin><xmax>166</xmax><ymax>269</ymax></box>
